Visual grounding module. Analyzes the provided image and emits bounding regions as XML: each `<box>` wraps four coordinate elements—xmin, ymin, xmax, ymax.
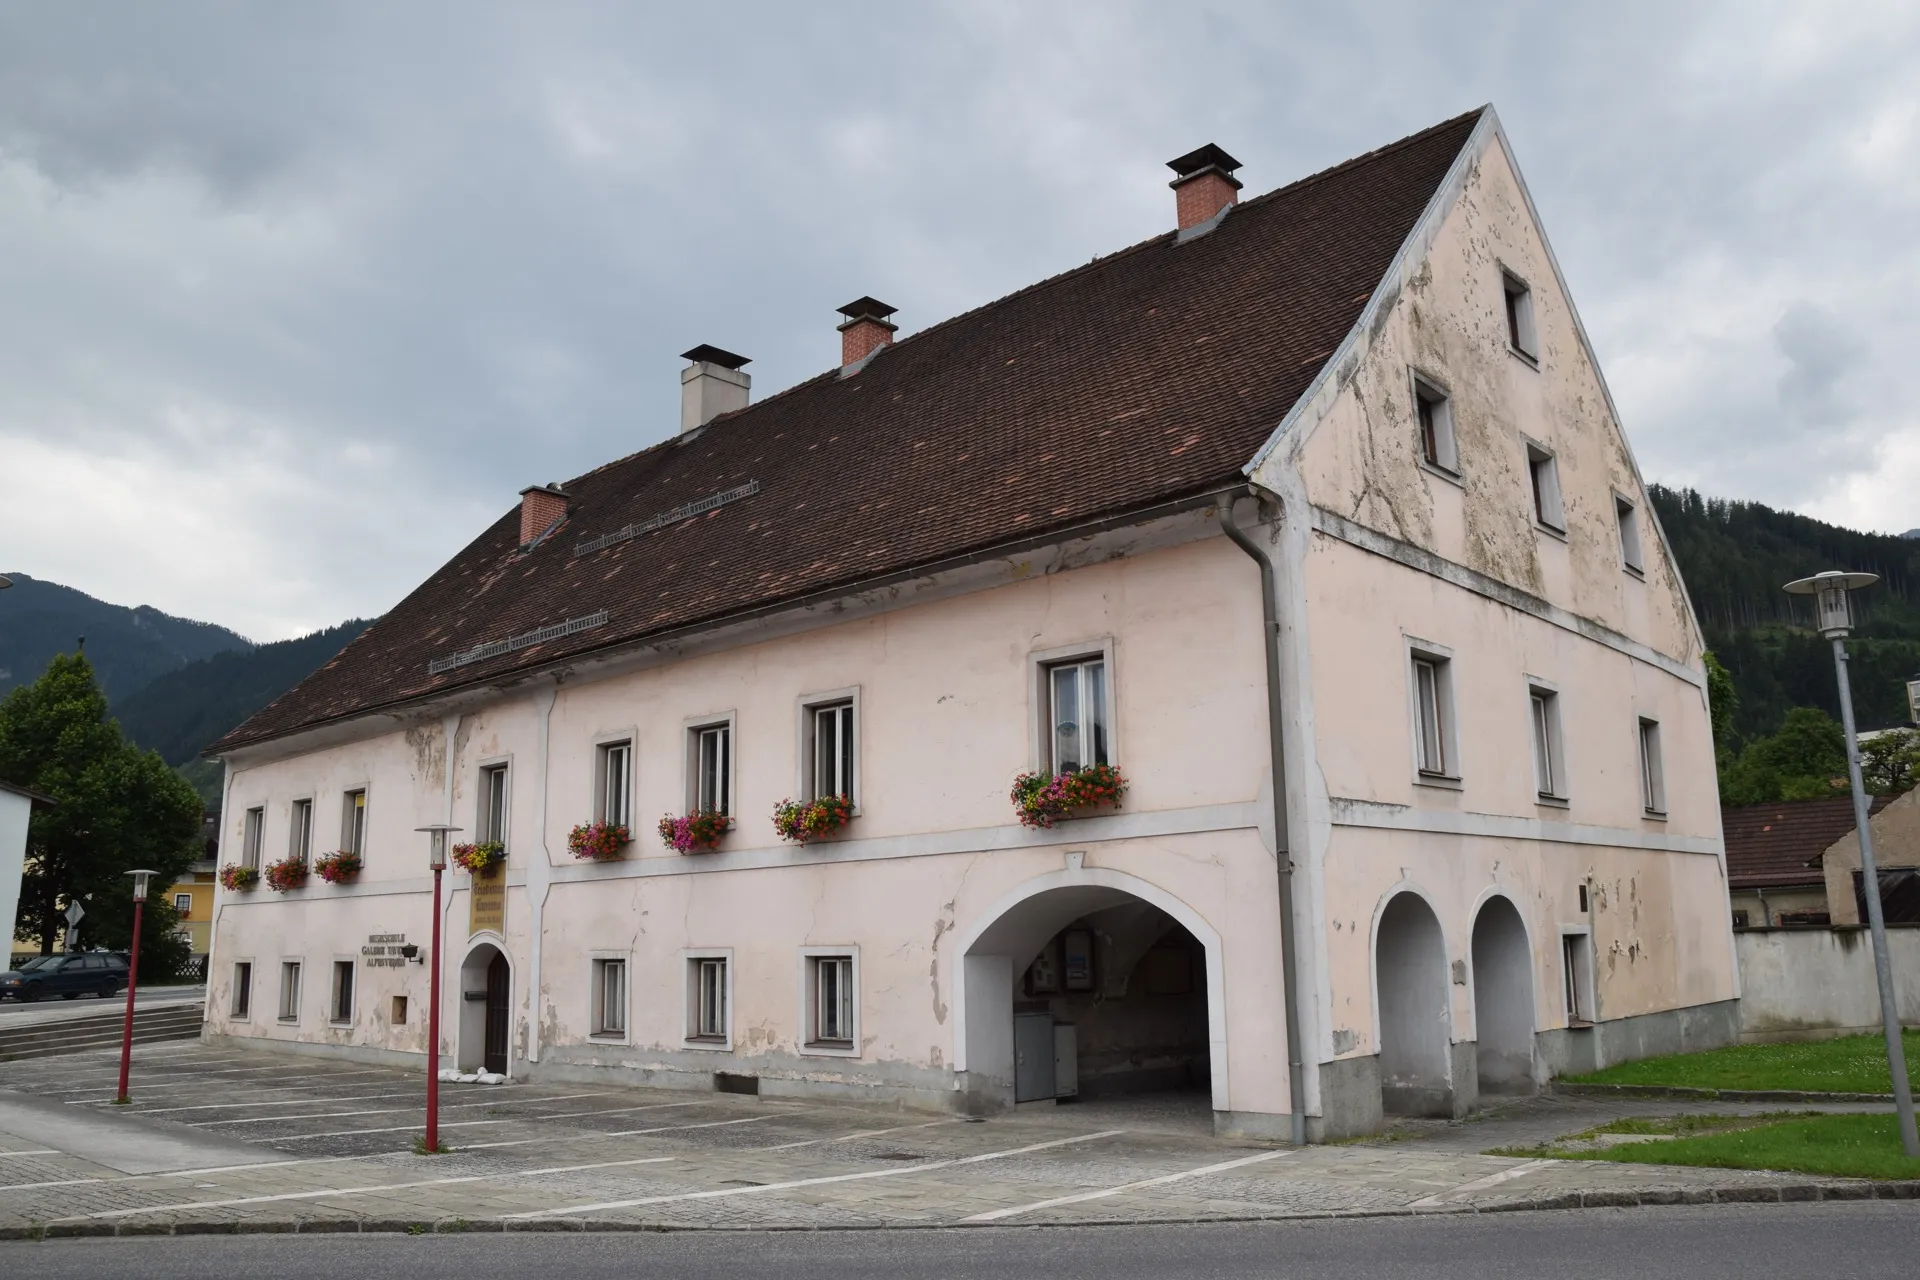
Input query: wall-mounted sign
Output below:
<box><xmin>1062</xmin><ymin>928</ymin><xmax>1095</xmax><ymax>992</ymax></box>
<box><xmin>361</xmin><ymin>933</ymin><xmax>408</xmax><ymax>968</ymax></box>
<box><xmin>468</xmin><ymin>863</ymin><xmax>505</xmax><ymax>936</ymax></box>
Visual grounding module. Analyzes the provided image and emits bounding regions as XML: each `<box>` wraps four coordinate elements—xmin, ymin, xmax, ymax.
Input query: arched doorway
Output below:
<box><xmin>459</xmin><ymin>941</ymin><xmax>511</xmax><ymax>1076</ymax></box>
<box><xmin>1374</xmin><ymin>891</ymin><xmax>1452</xmax><ymax>1116</ymax></box>
<box><xmin>1470</xmin><ymin>895</ymin><xmax>1535</xmax><ymax>1094</ymax></box>
<box><xmin>955</xmin><ymin>870</ymin><xmax>1225</xmax><ymax>1115</ymax></box>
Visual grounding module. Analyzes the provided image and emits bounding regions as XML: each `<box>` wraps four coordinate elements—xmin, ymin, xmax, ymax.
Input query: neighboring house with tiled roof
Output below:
<box><xmin>1721</xmin><ymin>796</ymin><xmax>1893</xmax><ymax>927</ymax></box>
<box><xmin>205</xmin><ymin>106</ymin><xmax>1736</xmax><ymax>1142</ymax></box>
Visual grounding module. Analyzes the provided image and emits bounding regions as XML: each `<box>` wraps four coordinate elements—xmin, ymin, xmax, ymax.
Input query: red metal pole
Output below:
<box><xmin>115</xmin><ymin>898</ymin><xmax>144</xmax><ymax>1104</ymax></box>
<box><xmin>426</xmin><ymin>864</ymin><xmax>442</xmax><ymax>1152</ymax></box>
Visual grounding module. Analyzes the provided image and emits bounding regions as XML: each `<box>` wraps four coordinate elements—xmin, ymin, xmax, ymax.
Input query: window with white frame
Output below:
<box><xmin>1503</xmin><ymin>270</ymin><xmax>1538</xmax><ymax>360</ymax></box>
<box><xmin>807</xmin><ymin>954</ymin><xmax>856</xmax><ymax>1047</ymax></box>
<box><xmin>590</xmin><ymin>957</ymin><xmax>627</xmax><ymax>1038</ymax></box>
<box><xmin>231</xmin><ymin>962</ymin><xmax>252</xmax><ymax>1019</ymax></box>
<box><xmin>1562</xmin><ymin>933</ymin><xmax>1594</xmax><ymax>1023</ymax></box>
<box><xmin>173</xmin><ymin>892</ymin><xmax>193</xmax><ymax>916</ymax></box>
<box><xmin>1414</xmin><ymin>374</ymin><xmax>1459</xmax><ymax>474</ymax></box>
<box><xmin>341</xmin><ymin>789</ymin><xmax>367</xmax><ymax>857</ymax></box>
<box><xmin>478</xmin><ymin>763</ymin><xmax>509</xmax><ymax>845</ymax></box>
<box><xmin>1526</xmin><ymin>441</ymin><xmax>1565</xmax><ymax>531</ymax></box>
<box><xmin>692</xmin><ymin>724</ymin><xmax>730</xmax><ymax>815</ymax></box>
<box><xmin>808</xmin><ymin>700</ymin><xmax>856</xmax><ymax>802</ymax></box>
<box><xmin>596</xmin><ymin>741</ymin><xmax>632</xmax><ymax>828</ymax></box>
<box><xmin>1638</xmin><ymin>717</ymin><xmax>1666</xmax><ymax>815</ymax></box>
<box><xmin>278</xmin><ymin>961</ymin><xmax>302</xmax><ymax>1021</ymax></box>
<box><xmin>1046</xmin><ymin>656</ymin><xmax>1110</xmax><ymax>774</ymax></box>
<box><xmin>1615</xmin><ymin>494</ymin><xmax>1644</xmax><ymax>575</ymax></box>
<box><xmin>329</xmin><ymin>960</ymin><xmax>354</xmax><ymax>1024</ymax></box>
<box><xmin>689</xmin><ymin>955</ymin><xmax>729</xmax><ymax>1042</ymax></box>
<box><xmin>289</xmin><ymin>799</ymin><xmax>314</xmax><ymax>866</ymax></box>
<box><xmin>1530</xmin><ymin>685</ymin><xmax>1565</xmax><ymax>801</ymax></box>
<box><xmin>242</xmin><ymin>807</ymin><xmax>264</xmax><ymax>870</ymax></box>
<box><xmin>1410</xmin><ymin>648</ymin><xmax>1457</xmax><ymax>779</ymax></box>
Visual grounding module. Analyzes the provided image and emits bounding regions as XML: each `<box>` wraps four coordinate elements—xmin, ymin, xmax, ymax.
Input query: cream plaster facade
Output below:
<box><xmin>205</xmin><ymin>109</ymin><xmax>1738</xmax><ymax>1140</ymax></box>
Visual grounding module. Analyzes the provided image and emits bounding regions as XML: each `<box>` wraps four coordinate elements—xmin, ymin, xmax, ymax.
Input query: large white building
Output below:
<box><xmin>206</xmin><ymin>107</ymin><xmax>1738</xmax><ymax>1140</ymax></box>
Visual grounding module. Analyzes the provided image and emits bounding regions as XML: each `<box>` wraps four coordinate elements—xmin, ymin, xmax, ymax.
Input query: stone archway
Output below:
<box><xmin>458</xmin><ymin>939</ymin><xmax>511</xmax><ymax>1076</ymax></box>
<box><xmin>1374</xmin><ymin>891</ymin><xmax>1453</xmax><ymax>1116</ymax></box>
<box><xmin>1471</xmin><ymin>895</ymin><xmax>1536</xmax><ymax>1094</ymax></box>
<box><xmin>953</xmin><ymin>868</ymin><xmax>1227</xmax><ymax>1115</ymax></box>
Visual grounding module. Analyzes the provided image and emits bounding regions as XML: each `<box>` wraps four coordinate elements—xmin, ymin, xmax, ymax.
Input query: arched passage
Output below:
<box><xmin>458</xmin><ymin>939</ymin><xmax>511</xmax><ymax>1076</ymax></box>
<box><xmin>955</xmin><ymin>869</ymin><xmax>1226</xmax><ymax>1114</ymax></box>
<box><xmin>1374</xmin><ymin>891</ymin><xmax>1452</xmax><ymax>1116</ymax></box>
<box><xmin>1471</xmin><ymin>895</ymin><xmax>1536</xmax><ymax>1093</ymax></box>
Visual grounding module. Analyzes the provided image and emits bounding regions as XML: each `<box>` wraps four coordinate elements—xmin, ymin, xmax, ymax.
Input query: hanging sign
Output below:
<box><xmin>468</xmin><ymin>863</ymin><xmax>505</xmax><ymax>936</ymax></box>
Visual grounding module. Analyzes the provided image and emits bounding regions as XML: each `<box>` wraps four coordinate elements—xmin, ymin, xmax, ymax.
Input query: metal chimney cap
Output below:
<box><xmin>1167</xmin><ymin>143</ymin><xmax>1243</xmax><ymax>179</ymax></box>
<box><xmin>836</xmin><ymin>297</ymin><xmax>898</xmax><ymax>322</ymax></box>
<box><xmin>680</xmin><ymin>345</ymin><xmax>751</xmax><ymax>370</ymax></box>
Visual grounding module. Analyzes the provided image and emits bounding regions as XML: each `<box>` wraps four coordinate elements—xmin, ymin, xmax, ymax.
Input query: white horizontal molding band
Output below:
<box><xmin>222</xmin><ymin>869</ymin><xmax>529</xmax><ymax>904</ymax></box>
<box><xmin>1308</xmin><ymin>505</ymin><xmax>1704</xmax><ymax>690</ymax></box>
<box><xmin>1329</xmin><ymin>796</ymin><xmax>1722</xmax><ymax>856</ymax></box>
<box><xmin>217</xmin><ymin>803</ymin><xmax>1264</xmax><ymax>901</ymax></box>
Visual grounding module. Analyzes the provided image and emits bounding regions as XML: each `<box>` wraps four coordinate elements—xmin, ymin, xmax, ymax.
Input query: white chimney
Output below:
<box><xmin>680</xmin><ymin>345</ymin><xmax>751</xmax><ymax>433</ymax></box>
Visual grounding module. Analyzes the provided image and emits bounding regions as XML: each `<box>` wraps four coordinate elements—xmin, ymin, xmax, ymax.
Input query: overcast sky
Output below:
<box><xmin>1</xmin><ymin>2</ymin><xmax>1915</xmax><ymax>641</ymax></box>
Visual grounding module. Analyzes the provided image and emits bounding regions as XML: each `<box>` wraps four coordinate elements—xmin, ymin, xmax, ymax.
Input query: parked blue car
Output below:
<box><xmin>0</xmin><ymin>953</ymin><xmax>129</xmax><ymax>1001</ymax></box>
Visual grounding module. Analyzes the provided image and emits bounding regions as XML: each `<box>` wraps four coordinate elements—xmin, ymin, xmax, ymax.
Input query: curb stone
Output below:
<box><xmin>1554</xmin><ymin>1084</ymin><xmax>1898</xmax><ymax>1104</ymax></box>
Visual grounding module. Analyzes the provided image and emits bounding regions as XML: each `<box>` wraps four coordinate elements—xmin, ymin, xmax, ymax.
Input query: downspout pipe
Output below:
<box><xmin>1219</xmin><ymin>490</ymin><xmax>1308</xmax><ymax>1146</ymax></box>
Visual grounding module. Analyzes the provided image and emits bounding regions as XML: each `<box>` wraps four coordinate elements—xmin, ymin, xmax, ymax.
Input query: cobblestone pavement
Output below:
<box><xmin>0</xmin><ymin>1041</ymin><xmax>1909</xmax><ymax>1235</ymax></box>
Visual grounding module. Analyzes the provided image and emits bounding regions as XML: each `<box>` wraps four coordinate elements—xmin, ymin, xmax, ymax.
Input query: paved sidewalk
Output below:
<box><xmin>0</xmin><ymin>1041</ymin><xmax>1909</xmax><ymax>1236</ymax></box>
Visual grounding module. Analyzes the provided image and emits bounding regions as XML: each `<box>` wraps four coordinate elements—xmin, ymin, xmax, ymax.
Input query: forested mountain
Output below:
<box><xmin>0</xmin><ymin>573</ymin><xmax>253</xmax><ymax>700</ymax></box>
<box><xmin>113</xmin><ymin>618</ymin><xmax>373</xmax><ymax>767</ymax></box>
<box><xmin>1652</xmin><ymin>486</ymin><xmax>1920</xmax><ymax>742</ymax></box>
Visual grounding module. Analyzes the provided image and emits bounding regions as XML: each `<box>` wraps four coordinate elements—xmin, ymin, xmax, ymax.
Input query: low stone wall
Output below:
<box><xmin>1736</xmin><ymin>925</ymin><xmax>1920</xmax><ymax>1042</ymax></box>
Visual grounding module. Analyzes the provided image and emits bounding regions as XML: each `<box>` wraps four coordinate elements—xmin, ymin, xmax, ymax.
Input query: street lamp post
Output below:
<box><xmin>115</xmin><ymin>869</ymin><xmax>156</xmax><ymax>1104</ymax></box>
<box><xmin>414</xmin><ymin>825</ymin><xmax>459</xmax><ymax>1152</ymax></box>
<box><xmin>1784</xmin><ymin>570</ymin><xmax>1919</xmax><ymax>1156</ymax></box>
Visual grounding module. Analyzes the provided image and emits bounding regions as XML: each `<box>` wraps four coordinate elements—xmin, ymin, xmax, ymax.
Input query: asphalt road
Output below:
<box><xmin>0</xmin><ymin>984</ymin><xmax>204</xmax><ymax>1024</ymax></box>
<box><xmin>2</xmin><ymin>1203</ymin><xmax>1915</xmax><ymax>1278</ymax></box>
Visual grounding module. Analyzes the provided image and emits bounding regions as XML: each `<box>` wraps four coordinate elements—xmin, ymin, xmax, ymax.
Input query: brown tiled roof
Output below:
<box><xmin>215</xmin><ymin>109</ymin><xmax>1486</xmax><ymax>752</ymax></box>
<box><xmin>1720</xmin><ymin>796</ymin><xmax>1893</xmax><ymax>889</ymax></box>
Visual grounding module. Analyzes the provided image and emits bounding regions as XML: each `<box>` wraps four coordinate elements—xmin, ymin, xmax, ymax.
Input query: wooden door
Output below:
<box><xmin>484</xmin><ymin>952</ymin><xmax>510</xmax><ymax>1075</ymax></box>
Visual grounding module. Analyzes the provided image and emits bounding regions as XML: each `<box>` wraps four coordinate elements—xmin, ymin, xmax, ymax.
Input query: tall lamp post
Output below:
<box><xmin>1784</xmin><ymin>570</ymin><xmax>1919</xmax><ymax>1156</ymax></box>
<box><xmin>115</xmin><ymin>869</ymin><xmax>156</xmax><ymax>1105</ymax></box>
<box><xmin>414</xmin><ymin>824</ymin><xmax>459</xmax><ymax>1152</ymax></box>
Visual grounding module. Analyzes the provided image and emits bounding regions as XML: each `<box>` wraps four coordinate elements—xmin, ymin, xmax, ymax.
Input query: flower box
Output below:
<box><xmin>313</xmin><ymin>850</ymin><xmax>362</xmax><ymax>884</ymax></box>
<box><xmin>568</xmin><ymin>822</ymin><xmax>632</xmax><ymax>861</ymax></box>
<box><xmin>1010</xmin><ymin>763</ymin><xmax>1128</xmax><ymax>829</ymax></box>
<box><xmin>218</xmin><ymin>863</ymin><xmax>259</xmax><ymax>892</ymax></box>
<box><xmin>451</xmin><ymin>841</ymin><xmax>505</xmax><ymax>874</ymax></box>
<box><xmin>771</xmin><ymin>795</ymin><xmax>854</xmax><ymax>845</ymax></box>
<box><xmin>263</xmin><ymin>855</ymin><xmax>310</xmax><ymax>893</ymax></box>
<box><xmin>658</xmin><ymin>810</ymin><xmax>729</xmax><ymax>854</ymax></box>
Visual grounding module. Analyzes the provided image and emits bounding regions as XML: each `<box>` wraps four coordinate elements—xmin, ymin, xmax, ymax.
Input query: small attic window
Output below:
<box><xmin>1503</xmin><ymin>271</ymin><xmax>1538</xmax><ymax>362</ymax></box>
<box><xmin>1414</xmin><ymin>375</ymin><xmax>1458</xmax><ymax>475</ymax></box>
<box><xmin>1526</xmin><ymin>441</ymin><xmax>1565</xmax><ymax>532</ymax></box>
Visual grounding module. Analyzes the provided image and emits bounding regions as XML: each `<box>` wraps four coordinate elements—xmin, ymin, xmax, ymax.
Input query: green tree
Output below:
<box><xmin>1861</xmin><ymin>727</ymin><xmax>1920</xmax><ymax>797</ymax></box>
<box><xmin>1705</xmin><ymin>650</ymin><xmax>1739</xmax><ymax>763</ymax></box>
<box><xmin>1720</xmin><ymin>706</ymin><xmax>1849</xmax><ymax>804</ymax></box>
<box><xmin>0</xmin><ymin>653</ymin><xmax>201</xmax><ymax>973</ymax></box>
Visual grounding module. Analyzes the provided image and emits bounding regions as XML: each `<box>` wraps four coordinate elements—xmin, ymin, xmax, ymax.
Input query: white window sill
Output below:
<box><xmin>1508</xmin><ymin>345</ymin><xmax>1539</xmax><ymax>369</ymax></box>
<box><xmin>588</xmin><ymin>1031</ymin><xmax>629</xmax><ymax>1044</ymax></box>
<box><xmin>276</xmin><ymin>1017</ymin><xmax>299</xmax><ymax>1025</ymax></box>
<box><xmin>800</xmin><ymin>1041</ymin><xmax>860</xmax><ymax>1058</ymax></box>
<box><xmin>1413</xmin><ymin>772</ymin><xmax>1463</xmax><ymax>792</ymax></box>
<box><xmin>1418</xmin><ymin>459</ymin><xmax>1464</xmax><ymax>489</ymax></box>
<box><xmin>1534</xmin><ymin>521</ymin><xmax>1568</xmax><ymax>543</ymax></box>
<box><xmin>327</xmin><ymin>1019</ymin><xmax>352</xmax><ymax>1028</ymax></box>
<box><xmin>1622</xmin><ymin>565</ymin><xmax>1645</xmax><ymax>581</ymax></box>
<box><xmin>1565</xmin><ymin>1017</ymin><xmax>1595</xmax><ymax>1031</ymax></box>
<box><xmin>1535</xmin><ymin>794</ymin><xmax>1570</xmax><ymax>810</ymax></box>
<box><xmin>1642</xmin><ymin>808</ymin><xmax>1668</xmax><ymax>822</ymax></box>
<box><xmin>684</xmin><ymin>1036</ymin><xmax>733</xmax><ymax>1052</ymax></box>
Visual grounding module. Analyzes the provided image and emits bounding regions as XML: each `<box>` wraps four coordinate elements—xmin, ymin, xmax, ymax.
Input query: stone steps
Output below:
<box><xmin>0</xmin><ymin>1003</ymin><xmax>203</xmax><ymax>1062</ymax></box>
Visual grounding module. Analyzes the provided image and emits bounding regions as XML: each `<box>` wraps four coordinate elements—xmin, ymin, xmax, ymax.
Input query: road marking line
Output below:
<box><xmin>508</xmin><ymin>1128</ymin><xmax>1128</xmax><ymax>1219</ymax></box>
<box><xmin>183</xmin><ymin>1090</ymin><xmax>609</xmax><ymax>1127</ymax></box>
<box><xmin>503</xmin><ymin>1099</ymin><xmax>716</xmax><ymax>1123</ymax></box>
<box><xmin>600</xmin><ymin>1111</ymin><xmax>807</xmax><ymax>1139</ymax></box>
<box><xmin>121</xmin><ymin>1091</ymin><xmax>422</xmax><ymax>1114</ymax></box>
<box><xmin>0</xmin><ymin>1150</ymin><xmax>61</xmax><ymax>1158</ymax></box>
<box><xmin>1</xmin><ymin>1177</ymin><xmax>104</xmax><ymax>1191</ymax></box>
<box><xmin>52</xmin><ymin>1155</ymin><xmax>678</xmax><ymax>1222</ymax></box>
<box><xmin>1407</xmin><ymin>1158</ymin><xmax>1553</xmax><ymax>1208</ymax></box>
<box><xmin>959</xmin><ymin>1148</ymin><xmax>1294</xmax><ymax>1221</ymax></box>
<box><xmin>755</xmin><ymin>1119</ymin><xmax>958</xmax><ymax>1151</ymax></box>
<box><xmin>270</xmin><ymin>1119</ymin><xmax>510</xmax><ymax>1141</ymax></box>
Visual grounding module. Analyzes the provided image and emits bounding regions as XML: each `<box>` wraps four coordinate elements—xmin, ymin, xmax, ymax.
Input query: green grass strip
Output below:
<box><xmin>1534</xmin><ymin>1113</ymin><xmax>1920</xmax><ymax>1181</ymax></box>
<box><xmin>1566</xmin><ymin>1031</ymin><xmax>1920</xmax><ymax>1094</ymax></box>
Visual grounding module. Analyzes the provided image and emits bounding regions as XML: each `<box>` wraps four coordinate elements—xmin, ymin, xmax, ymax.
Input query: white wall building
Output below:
<box><xmin>205</xmin><ymin>107</ymin><xmax>1738</xmax><ymax>1140</ymax></box>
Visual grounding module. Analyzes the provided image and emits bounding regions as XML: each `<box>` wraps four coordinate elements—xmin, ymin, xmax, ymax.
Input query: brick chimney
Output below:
<box><xmin>1167</xmin><ymin>144</ymin><xmax>1243</xmax><ymax>233</ymax></box>
<box><xmin>679</xmin><ymin>344</ymin><xmax>751</xmax><ymax>433</ymax></box>
<box><xmin>836</xmin><ymin>297</ymin><xmax>897</xmax><ymax>370</ymax></box>
<box><xmin>518</xmin><ymin>483</ymin><xmax>568</xmax><ymax>547</ymax></box>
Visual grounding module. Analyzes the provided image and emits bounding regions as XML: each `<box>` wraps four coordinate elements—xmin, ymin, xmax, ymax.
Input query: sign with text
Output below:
<box><xmin>468</xmin><ymin>863</ymin><xmax>505</xmax><ymax>936</ymax></box>
<box><xmin>361</xmin><ymin>933</ymin><xmax>408</xmax><ymax>968</ymax></box>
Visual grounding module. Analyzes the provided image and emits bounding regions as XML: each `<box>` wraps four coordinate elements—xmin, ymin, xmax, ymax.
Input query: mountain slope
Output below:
<box><xmin>1652</xmin><ymin>487</ymin><xmax>1920</xmax><ymax>739</ymax></box>
<box><xmin>0</xmin><ymin>573</ymin><xmax>254</xmax><ymax>700</ymax></box>
<box><xmin>113</xmin><ymin>619</ymin><xmax>374</xmax><ymax>767</ymax></box>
